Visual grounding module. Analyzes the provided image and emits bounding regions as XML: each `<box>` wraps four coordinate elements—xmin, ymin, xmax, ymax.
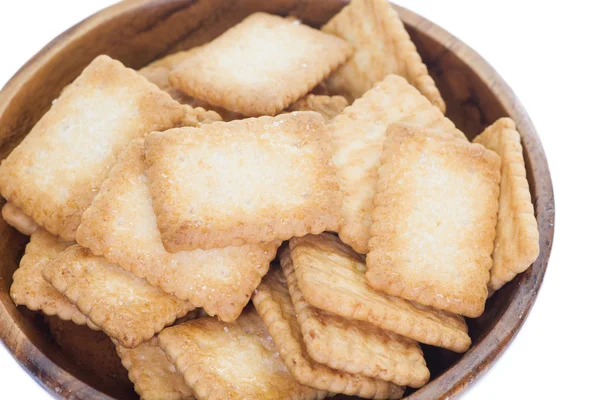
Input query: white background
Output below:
<box><xmin>0</xmin><ymin>1</ymin><xmax>597</xmax><ymax>399</ymax></box>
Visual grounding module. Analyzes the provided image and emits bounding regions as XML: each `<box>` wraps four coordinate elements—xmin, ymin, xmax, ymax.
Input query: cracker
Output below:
<box><xmin>145</xmin><ymin>112</ymin><xmax>341</xmax><ymax>252</ymax></box>
<box><xmin>473</xmin><ymin>118</ymin><xmax>539</xmax><ymax>291</ymax></box>
<box><xmin>169</xmin><ymin>13</ymin><xmax>353</xmax><ymax>116</ymax></box>
<box><xmin>288</xmin><ymin>233</ymin><xmax>470</xmax><ymax>352</ymax></box>
<box><xmin>366</xmin><ymin>124</ymin><xmax>501</xmax><ymax>318</ymax></box>
<box><xmin>77</xmin><ymin>139</ymin><xmax>277</xmax><ymax>321</ymax></box>
<box><xmin>116</xmin><ymin>337</ymin><xmax>194</xmax><ymax>400</ymax></box>
<box><xmin>287</xmin><ymin>94</ymin><xmax>348</xmax><ymax>121</ymax></box>
<box><xmin>0</xmin><ymin>55</ymin><xmax>192</xmax><ymax>241</ymax></box>
<box><xmin>10</xmin><ymin>229</ymin><xmax>96</xmax><ymax>329</ymax></box>
<box><xmin>322</xmin><ymin>0</ymin><xmax>445</xmax><ymax>112</ymax></box>
<box><xmin>254</xmin><ymin>267</ymin><xmax>407</xmax><ymax>397</ymax></box>
<box><xmin>2</xmin><ymin>202</ymin><xmax>38</xmax><ymax>235</ymax></box>
<box><xmin>42</xmin><ymin>245</ymin><xmax>195</xmax><ymax>348</ymax></box>
<box><xmin>329</xmin><ymin>74</ymin><xmax>465</xmax><ymax>253</ymax></box>
<box><xmin>158</xmin><ymin>309</ymin><xmax>327</xmax><ymax>400</ymax></box>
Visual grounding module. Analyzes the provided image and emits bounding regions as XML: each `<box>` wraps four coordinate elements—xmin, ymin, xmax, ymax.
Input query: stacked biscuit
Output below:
<box><xmin>1</xmin><ymin>1</ymin><xmax>539</xmax><ymax>399</ymax></box>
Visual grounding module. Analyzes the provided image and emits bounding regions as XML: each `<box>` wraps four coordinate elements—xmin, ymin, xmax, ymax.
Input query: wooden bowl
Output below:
<box><xmin>0</xmin><ymin>1</ymin><xmax>554</xmax><ymax>399</ymax></box>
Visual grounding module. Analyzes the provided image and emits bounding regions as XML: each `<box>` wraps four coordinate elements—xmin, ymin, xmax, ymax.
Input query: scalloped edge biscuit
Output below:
<box><xmin>322</xmin><ymin>0</ymin><xmax>445</xmax><ymax>112</ymax></box>
<box><xmin>158</xmin><ymin>309</ymin><xmax>327</xmax><ymax>400</ymax></box>
<box><xmin>289</xmin><ymin>233</ymin><xmax>470</xmax><ymax>352</ymax></box>
<box><xmin>10</xmin><ymin>230</ymin><xmax>97</xmax><ymax>329</ymax></box>
<box><xmin>473</xmin><ymin>118</ymin><xmax>539</xmax><ymax>291</ymax></box>
<box><xmin>366</xmin><ymin>124</ymin><xmax>501</xmax><ymax>317</ymax></box>
<box><xmin>169</xmin><ymin>13</ymin><xmax>353</xmax><ymax>116</ymax></box>
<box><xmin>42</xmin><ymin>245</ymin><xmax>194</xmax><ymax>348</ymax></box>
<box><xmin>254</xmin><ymin>266</ymin><xmax>405</xmax><ymax>398</ymax></box>
<box><xmin>76</xmin><ymin>139</ymin><xmax>277</xmax><ymax>321</ymax></box>
<box><xmin>329</xmin><ymin>74</ymin><xmax>465</xmax><ymax>254</ymax></box>
<box><xmin>145</xmin><ymin>112</ymin><xmax>341</xmax><ymax>252</ymax></box>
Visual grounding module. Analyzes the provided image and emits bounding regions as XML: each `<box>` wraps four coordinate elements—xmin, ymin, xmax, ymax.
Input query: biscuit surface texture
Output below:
<box><xmin>2</xmin><ymin>203</ymin><xmax>38</xmax><ymax>235</ymax></box>
<box><xmin>366</xmin><ymin>125</ymin><xmax>501</xmax><ymax>317</ymax></box>
<box><xmin>77</xmin><ymin>139</ymin><xmax>277</xmax><ymax>321</ymax></box>
<box><xmin>145</xmin><ymin>112</ymin><xmax>341</xmax><ymax>252</ymax></box>
<box><xmin>169</xmin><ymin>13</ymin><xmax>352</xmax><ymax>116</ymax></box>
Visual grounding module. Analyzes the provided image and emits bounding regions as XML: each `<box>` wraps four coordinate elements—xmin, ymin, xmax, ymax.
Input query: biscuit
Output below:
<box><xmin>322</xmin><ymin>0</ymin><xmax>445</xmax><ymax>112</ymax></box>
<box><xmin>366</xmin><ymin>124</ymin><xmax>501</xmax><ymax>317</ymax></box>
<box><xmin>10</xmin><ymin>229</ymin><xmax>96</xmax><ymax>328</ymax></box>
<box><xmin>158</xmin><ymin>309</ymin><xmax>327</xmax><ymax>400</ymax></box>
<box><xmin>287</xmin><ymin>94</ymin><xmax>348</xmax><ymax>121</ymax></box>
<box><xmin>77</xmin><ymin>139</ymin><xmax>277</xmax><ymax>321</ymax></box>
<box><xmin>169</xmin><ymin>13</ymin><xmax>353</xmax><ymax>116</ymax></box>
<box><xmin>42</xmin><ymin>245</ymin><xmax>195</xmax><ymax>348</ymax></box>
<box><xmin>473</xmin><ymin>118</ymin><xmax>539</xmax><ymax>291</ymax></box>
<box><xmin>254</xmin><ymin>266</ymin><xmax>408</xmax><ymax>396</ymax></box>
<box><xmin>0</xmin><ymin>55</ymin><xmax>191</xmax><ymax>240</ymax></box>
<box><xmin>115</xmin><ymin>337</ymin><xmax>194</xmax><ymax>400</ymax></box>
<box><xmin>2</xmin><ymin>202</ymin><xmax>38</xmax><ymax>235</ymax></box>
<box><xmin>329</xmin><ymin>74</ymin><xmax>465</xmax><ymax>253</ymax></box>
<box><xmin>145</xmin><ymin>112</ymin><xmax>341</xmax><ymax>252</ymax></box>
<box><xmin>288</xmin><ymin>233</ymin><xmax>470</xmax><ymax>352</ymax></box>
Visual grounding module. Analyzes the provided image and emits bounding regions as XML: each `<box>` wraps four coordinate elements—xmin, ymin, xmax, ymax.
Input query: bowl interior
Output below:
<box><xmin>0</xmin><ymin>1</ymin><xmax>552</xmax><ymax>399</ymax></box>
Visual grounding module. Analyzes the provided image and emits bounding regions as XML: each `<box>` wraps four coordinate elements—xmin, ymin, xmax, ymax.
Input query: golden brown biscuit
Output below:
<box><xmin>42</xmin><ymin>245</ymin><xmax>195</xmax><ymax>348</ymax></box>
<box><xmin>287</xmin><ymin>94</ymin><xmax>348</xmax><ymax>121</ymax></box>
<box><xmin>77</xmin><ymin>139</ymin><xmax>277</xmax><ymax>321</ymax></box>
<box><xmin>329</xmin><ymin>74</ymin><xmax>465</xmax><ymax>253</ymax></box>
<box><xmin>322</xmin><ymin>0</ymin><xmax>445</xmax><ymax>112</ymax></box>
<box><xmin>10</xmin><ymin>229</ymin><xmax>96</xmax><ymax>328</ymax></box>
<box><xmin>145</xmin><ymin>112</ymin><xmax>341</xmax><ymax>252</ymax></box>
<box><xmin>158</xmin><ymin>309</ymin><xmax>327</xmax><ymax>400</ymax></box>
<box><xmin>2</xmin><ymin>202</ymin><xmax>38</xmax><ymax>235</ymax></box>
<box><xmin>254</xmin><ymin>267</ymin><xmax>409</xmax><ymax>396</ymax></box>
<box><xmin>169</xmin><ymin>13</ymin><xmax>353</xmax><ymax>116</ymax></box>
<box><xmin>288</xmin><ymin>233</ymin><xmax>470</xmax><ymax>352</ymax></box>
<box><xmin>116</xmin><ymin>337</ymin><xmax>194</xmax><ymax>400</ymax></box>
<box><xmin>0</xmin><ymin>55</ymin><xmax>192</xmax><ymax>241</ymax></box>
<box><xmin>366</xmin><ymin>124</ymin><xmax>501</xmax><ymax>317</ymax></box>
<box><xmin>473</xmin><ymin>118</ymin><xmax>540</xmax><ymax>291</ymax></box>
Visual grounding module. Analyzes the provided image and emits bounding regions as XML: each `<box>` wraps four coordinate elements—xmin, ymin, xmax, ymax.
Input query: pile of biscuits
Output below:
<box><xmin>1</xmin><ymin>0</ymin><xmax>540</xmax><ymax>399</ymax></box>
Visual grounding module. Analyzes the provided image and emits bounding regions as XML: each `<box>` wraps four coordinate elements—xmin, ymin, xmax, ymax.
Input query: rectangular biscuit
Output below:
<box><xmin>158</xmin><ymin>309</ymin><xmax>327</xmax><ymax>400</ymax></box>
<box><xmin>254</xmin><ymin>266</ymin><xmax>409</xmax><ymax>396</ymax></box>
<box><xmin>366</xmin><ymin>124</ymin><xmax>501</xmax><ymax>317</ymax></box>
<box><xmin>169</xmin><ymin>13</ymin><xmax>352</xmax><ymax>116</ymax></box>
<box><xmin>42</xmin><ymin>245</ymin><xmax>195</xmax><ymax>348</ymax></box>
<box><xmin>329</xmin><ymin>74</ymin><xmax>466</xmax><ymax>253</ymax></box>
<box><xmin>0</xmin><ymin>55</ymin><xmax>192</xmax><ymax>241</ymax></box>
<box><xmin>286</xmin><ymin>94</ymin><xmax>348</xmax><ymax>121</ymax></box>
<box><xmin>145</xmin><ymin>112</ymin><xmax>341</xmax><ymax>252</ymax></box>
<box><xmin>115</xmin><ymin>337</ymin><xmax>194</xmax><ymax>400</ymax></box>
<box><xmin>473</xmin><ymin>118</ymin><xmax>540</xmax><ymax>291</ymax></box>
<box><xmin>289</xmin><ymin>233</ymin><xmax>470</xmax><ymax>352</ymax></box>
<box><xmin>76</xmin><ymin>139</ymin><xmax>278</xmax><ymax>321</ymax></box>
<box><xmin>322</xmin><ymin>0</ymin><xmax>445</xmax><ymax>112</ymax></box>
<box><xmin>10</xmin><ymin>229</ymin><xmax>96</xmax><ymax>329</ymax></box>
<box><xmin>2</xmin><ymin>202</ymin><xmax>39</xmax><ymax>235</ymax></box>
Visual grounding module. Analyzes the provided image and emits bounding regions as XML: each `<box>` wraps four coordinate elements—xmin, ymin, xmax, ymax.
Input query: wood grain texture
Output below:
<box><xmin>0</xmin><ymin>1</ymin><xmax>554</xmax><ymax>399</ymax></box>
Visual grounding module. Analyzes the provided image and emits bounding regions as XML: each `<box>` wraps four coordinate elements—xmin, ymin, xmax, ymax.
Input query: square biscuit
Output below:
<box><xmin>158</xmin><ymin>309</ymin><xmax>327</xmax><ymax>400</ymax></box>
<box><xmin>42</xmin><ymin>245</ymin><xmax>195</xmax><ymax>348</ymax></box>
<box><xmin>286</xmin><ymin>94</ymin><xmax>348</xmax><ymax>121</ymax></box>
<box><xmin>77</xmin><ymin>139</ymin><xmax>278</xmax><ymax>321</ymax></box>
<box><xmin>169</xmin><ymin>13</ymin><xmax>353</xmax><ymax>116</ymax></box>
<box><xmin>279</xmin><ymin>256</ymin><xmax>429</xmax><ymax>388</ymax></box>
<box><xmin>0</xmin><ymin>55</ymin><xmax>190</xmax><ymax>241</ymax></box>
<box><xmin>10</xmin><ymin>229</ymin><xmax>96</xmax><ymax>329</ymax></box>
<box><xmin>329</xmin><ymin>74</ymin><xmax>465</xmax><ymax>254</ymax></box>
<box><xmin>473</xmin><ymin>118</ymin><xmax>540</xmax><ymax>291</ymax></box>
<box><xmin>322</xmin><ymin>0</ymin><xmax>445</xmax><ymax>112</ymax></box>
<box><xmin>145</xmin><ymin>112</ymin><xmax>341</xmax><ymax>252</ymax></box>
<box><xmin>288</xmin><ymin>233</ymin><xmax>470</xmax><ymax>352</ymax></box>
<box><xmin>115</xmin><ymin>337</ymin><xmax>194</xmax><ymax>400</ymax></box>
<box><xmin>366</xmin><ymin>124</ymin><xmax>501</xmax><ymax>318</ymax></box>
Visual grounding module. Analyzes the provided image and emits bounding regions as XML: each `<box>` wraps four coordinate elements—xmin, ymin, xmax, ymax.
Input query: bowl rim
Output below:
<box><xmin>0</xmin><ymin>1</ymin><xmax>554</xmax><ymax>399</ymax></box>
